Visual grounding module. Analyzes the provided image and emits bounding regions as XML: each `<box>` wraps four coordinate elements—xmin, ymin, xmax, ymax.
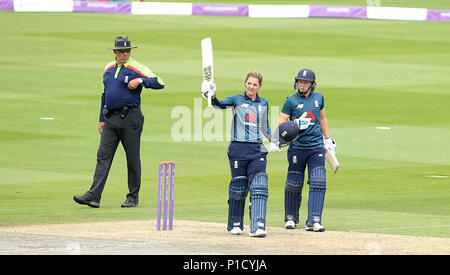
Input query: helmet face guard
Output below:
<box><xmin>279</xmin><ymin>135</ymin><xmax>299</xmax><ymax>148</ymax></box>
<box><xmin>294</xmin><ymin>69</ymin><xmax>316</xmax><ymax>95</ymax></box>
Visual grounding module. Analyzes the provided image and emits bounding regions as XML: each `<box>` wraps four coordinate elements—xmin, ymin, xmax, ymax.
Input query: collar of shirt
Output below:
<box><xmin>115</xmin><ymin>57</ymin><xmax>134</xmax><ymax>67</ymax></box>
<box><xmin>243</xmin><ymin>92</ymin><xmax>261</xmax><ymax>102</ymax></box>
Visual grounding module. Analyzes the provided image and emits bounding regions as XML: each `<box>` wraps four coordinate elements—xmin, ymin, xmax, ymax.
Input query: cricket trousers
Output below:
<box><xmin>87</xmin><ymin>107</ymin><xmax>144</xmax><ymax>203</ymax></box>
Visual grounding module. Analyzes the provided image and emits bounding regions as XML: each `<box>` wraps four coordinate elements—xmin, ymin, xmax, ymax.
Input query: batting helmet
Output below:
<box><xmin>273</xmin><ymin>121</ymin><xmax>300</xmax><ymax>147</ymax></box>
<box><xmin>294</xmin><ymin>68</ymin><xmax>316</xmax><ymax>94</ymax></box>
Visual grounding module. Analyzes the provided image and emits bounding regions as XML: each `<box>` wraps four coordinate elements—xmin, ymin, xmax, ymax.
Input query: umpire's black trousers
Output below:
<box><xmin>87</xmin><ymin>107</ymin><xmax>144</xmax><ymax>203</ymax></box>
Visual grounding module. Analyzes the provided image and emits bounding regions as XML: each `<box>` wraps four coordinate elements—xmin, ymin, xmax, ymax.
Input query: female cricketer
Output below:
<box><xmin>201</xmin><ymin>71</ymin><xmax>271</xmax><ymax>237</ymax></box>
<box><xmin>272</xmin><ymin>68</ymin><xmax>336</xmax><ymax>232</ymax></box>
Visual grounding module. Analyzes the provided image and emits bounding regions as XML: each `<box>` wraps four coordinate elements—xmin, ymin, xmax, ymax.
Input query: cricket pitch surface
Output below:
<box><xmin>0</xmin><ymin>220</ymin><xmax>448</xmax><ymax>255</ymax></box>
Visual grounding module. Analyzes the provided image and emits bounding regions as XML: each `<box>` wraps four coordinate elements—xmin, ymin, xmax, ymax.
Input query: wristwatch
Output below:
<box><xmin>138</xmin><ymin>78</ymin><xmax>143</xmax><ymax>84</ymax></box>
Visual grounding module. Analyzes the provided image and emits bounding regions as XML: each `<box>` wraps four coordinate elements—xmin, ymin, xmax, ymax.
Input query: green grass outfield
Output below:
<box><xmin>0</xmin><ymin>6</ymin><xmax>449</xmax><ymax>238</ymax></box>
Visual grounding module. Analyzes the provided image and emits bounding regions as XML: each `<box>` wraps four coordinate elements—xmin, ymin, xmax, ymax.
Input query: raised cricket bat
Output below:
<box><xmin>201</xmin><ymin>37</ymin><xmax>214</xmax><ymax>107</ymax></box>
<box><xmin>326</xmin><ymin>149</ymin><xmax>339</xmax><ymax>174</ymax></box>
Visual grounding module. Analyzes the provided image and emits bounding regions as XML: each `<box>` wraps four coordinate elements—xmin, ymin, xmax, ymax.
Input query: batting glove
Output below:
<box><xmin>201</xmin><ymin>80</ymin><xmax>216</xmax><ymax>100</ymax></box>
<box><xmin>294</xmin><ymin>112</ymin><xmax>311</xmax><ymax>130</ymax></box>
<box><xmin>269</xmin><ymin>141</ymin><xmax>281</xmax><ymax>152</ymax></box>
<box><xmin>324</xmin><ymin>137</ymin><xmax>336</xmax><ymax>152</ymax></box>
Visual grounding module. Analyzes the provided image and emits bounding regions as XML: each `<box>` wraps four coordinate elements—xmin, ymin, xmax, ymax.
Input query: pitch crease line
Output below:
<box><xmin>349</xmin><ymin>224</ymin><xmax>450</xmax><ymax>232</ymax></box>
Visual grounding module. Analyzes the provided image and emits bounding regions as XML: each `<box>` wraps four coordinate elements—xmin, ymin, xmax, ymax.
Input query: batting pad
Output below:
<box><xmin>307</xmin><ymin>167</ymin><xmax>326</xmax><ymax>226</ymax></box>
<box><xmin>285</xmin><ymin>171</ymin><xmax>305</xmax><ymax>223</ymax></box>
<box><xmin>249</xmin><ymin>172</ymin><xmax>269</xmax><ymax>233</ymax></box>
<box><xmin>227</xmin><ymin>176</ymin><xmax>248</xmax><ymax>231</ymax></box>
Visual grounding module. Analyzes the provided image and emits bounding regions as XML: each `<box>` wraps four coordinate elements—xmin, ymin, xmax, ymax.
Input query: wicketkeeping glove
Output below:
<box><xmin>201</xmin><ymin>80</ymin><xmax>216</xmax><ymax>100</ymax></box>
<box><xmin>294</xmin><ymin>112</ymin><xmax>311</xmax><ymax>130</ymax></box>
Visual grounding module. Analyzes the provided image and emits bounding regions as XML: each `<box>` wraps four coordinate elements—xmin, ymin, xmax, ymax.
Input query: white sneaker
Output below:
<box><xmin>249</xmin><ymin>228</ymin><xmax>267</xmax><ymax>238</ymax></box>
<box><xmin>230</xmin><ymin>227</ymin><xmax>242</xmax><ymax>235</ymax></box>
<box><xmin>305</xmin><ymin>222</ymin><xmax>325</xmax><ymax>232</ymax></box>
<box><xmin>285</xmin><ymin>220</ymin><xmax>296</xmax><ymax>229</ymax></box>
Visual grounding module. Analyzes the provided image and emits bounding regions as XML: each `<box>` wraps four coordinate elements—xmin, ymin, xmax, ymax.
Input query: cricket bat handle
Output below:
<box><xmin>208</xmin><ymin>93</ymin><xmax>212</xmax><ymax>107</ymax></box>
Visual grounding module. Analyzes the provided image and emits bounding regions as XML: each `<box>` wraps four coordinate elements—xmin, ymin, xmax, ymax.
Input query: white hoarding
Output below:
<box><xmin>249</xmin><ymin>5</ymin><xmax>309</xmax><ymax>18</ymax></box>
<box><xmin>367</xmin><ymin>7</ymin><xmax>427</xmax><ymax>21</ymax></box>
<box><xmin>131</xmin><ymin>2</ymin><xmax>192</xmax><ymax>15</ymax></box>
<box><xmin>14</xmin><ymin>0</ymin><xmax>73</xmax><ymax>12</ymax></box>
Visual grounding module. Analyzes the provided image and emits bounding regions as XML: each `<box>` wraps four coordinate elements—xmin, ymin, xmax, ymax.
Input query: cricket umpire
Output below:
<box><xmin>74</xmin><ymin>36</ymin><xmax>164</xmax><ymax>208</ymax></box>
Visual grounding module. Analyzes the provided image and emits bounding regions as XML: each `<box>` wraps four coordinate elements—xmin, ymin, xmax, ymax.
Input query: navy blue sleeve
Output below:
<box><xmin>143</xmin><ymin>77</ymin><xmax>164</xmax><ymax>90</ymax></box>
<box><xmin>99</xmin><ymin>92</ymin><xmax>105</xmax><ymax>122</ymax></box>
